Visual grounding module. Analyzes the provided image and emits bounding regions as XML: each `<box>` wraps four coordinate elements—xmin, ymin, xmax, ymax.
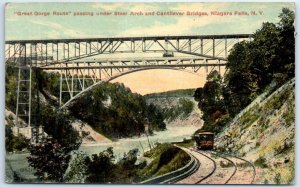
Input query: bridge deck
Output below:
<box><xmin>6</xmin><ymin>34</ymin><xmax>253</xmax><ymax>44</ymax></box>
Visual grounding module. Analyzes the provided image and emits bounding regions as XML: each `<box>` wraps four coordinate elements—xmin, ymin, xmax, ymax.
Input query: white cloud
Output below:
<box><xmin>116</xmin><ymin>12</ymin><xmax>238</xmax><ymax>37</ymax></box>
<box><xmin>127</xmin><ymin>3</ymin><xmax>162</xmax><ymax>13</ymax></box>
<box><xmin>111</xmin><ymin>3</ymin><xmax>275</xmax><ymax>37</ymax></box>
<box><xmin>91</xmin><ymin>3</ymin><xmax>126</xmax><ymax>11</ymax></box>
<box><xmin>29</xmin><ymin>19</ymin><xmax>90</xmax><ymax>39</ymax></box>
<box><xmin>30</xmin><ymin>19</ymin><xmax>63</xmax><ymax>30</ymax></box>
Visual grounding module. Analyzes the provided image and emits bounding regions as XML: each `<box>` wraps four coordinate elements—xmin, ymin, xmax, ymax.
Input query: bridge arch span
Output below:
<box><xmin>59</xmin><ymin>66</ymin><xmax>206</xmax><ymax>109</ymax></box>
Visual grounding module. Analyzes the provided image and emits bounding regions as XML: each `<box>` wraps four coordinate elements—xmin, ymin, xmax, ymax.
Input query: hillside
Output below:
<box><xmin>215</xmin><ymin>78</ymin><xmax>295</xmax><ymax>184</ymax></box>
<box><xmin>68</xmin><ymin>82</ymin><xmax>166</xmax><ymax>139</ymax></box>
<box><xmin>71</xmin><ymin>120</ymin><xmax>112</xmax><ymax>144</ymax></box>
<box><xmin>146</xmin><ymin>97</ymin><xmax>203</xmax><ymax>127</ymax></box>
<box><xmin>144</xmin><ymin>89</ymin><xmax>196</xmax><ymax>98</ymax></box>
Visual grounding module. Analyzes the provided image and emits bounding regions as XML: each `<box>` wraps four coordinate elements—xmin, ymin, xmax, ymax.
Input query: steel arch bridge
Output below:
<box><xmin>5</xmin><ymin>34</ymin><xmax>253</xmax><ymax>142</ymax></box>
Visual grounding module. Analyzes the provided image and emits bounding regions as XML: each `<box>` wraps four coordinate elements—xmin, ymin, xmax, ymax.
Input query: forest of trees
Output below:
<box><xmin>68</xmin><ymin>82</ymin><xmax>166</xmax><ymax>139</ymax></box>
<box><xmin>161</xmin><ymin>98</ymin><xmax>194</xmax><ymax>123</ymax></box>
<box><xmin>194</xmin><ymin>8</ymin><xmax>295</xmax><ymax>133</ymax></box>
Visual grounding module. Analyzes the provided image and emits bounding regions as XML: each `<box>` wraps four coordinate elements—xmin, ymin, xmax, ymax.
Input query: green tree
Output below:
<box><xmin>27</xmin><ymin>137</ymin><xmax>72</xmax><ymax>182</ymax></box>
<box><xmin>178</xmin><ymin>98</ymin><xmax>194</xmax><ymax>119</ymax></box>
<box><xmin>194</xmin><ymin>8</ymin><xmax>295</xmax><ymax>134</ymax></box>
<box><xmin>27</xmin><ymin>102</ymin><xmax>81</xmax><ymax>182</ymax></box>
<box><xmin>39</xmin><ymin>104</ymin><xmax>81</xmax><ymax>152</ymax></box>
<box><xmin>5</xmin><ymin>66</ymin><xmax>18</xmax><ymax>111</ymax></box>
<box><xmin>69</xmin><ymin>82</ymin><xmax>165</xmax><ymax>139</ymax></box>
<box><xmin>277</xmin><ymin>8</ymin><xmax>295</xmax><ymax>78</ymax></box>
<box><xmin>223</xmin><ymin>8</ymin><xmax>295</xmax><ymax>116</ymax></box>
<box><xmin>85</xmin><ymin>147</ymin><xmax>115</xmax><ymax>183</ymax></box>
<box><xmin>194</xmin><ymin>71</ymin><xmax>225</xmax><ymax>123</ymax></box>
<box><xmin>64</xmin><ymin>151</ymin><xmax>89</xmax><ymax>183</ymax></box>
<box><xmin>5</xmin><ymin>127</ymin><xmax>30</xmax><ymax>152</ymax></box>
<box><xmin>224</xmin><ymin>41</ymin><xmax>256</xmax><ymax>115</ymax></box>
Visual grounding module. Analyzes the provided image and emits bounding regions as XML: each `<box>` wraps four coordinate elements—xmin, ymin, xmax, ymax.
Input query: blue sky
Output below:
<box><xmin>5</xmin><ymin>2</ymin><xmax>295</xmax><ymax>40</ymax></box>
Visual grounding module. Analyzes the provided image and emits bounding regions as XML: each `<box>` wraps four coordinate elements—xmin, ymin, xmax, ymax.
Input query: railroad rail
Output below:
<box><xmin>174</xmin><ymin>147</ymin><xmax>256</xmax><ymax>184</ymax></box>
<box><xmin>209</xmin><ymin>151</ymin><xmax>237</xmax><ymax>184</ymax></box>
<box><xmin>192</xmin><ymin>149</ymin><xmax>217</xmax><ymax>183</ymax></box>
<box><xmin>212</xmin><ymin>151</ymin><xmax>256</xmax><ymax>184</ymax></box>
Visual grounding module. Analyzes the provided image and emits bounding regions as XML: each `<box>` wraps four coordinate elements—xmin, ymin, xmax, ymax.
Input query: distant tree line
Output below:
<box><xmin>194</xmin><ymin>8</ymin><xmax>295</xmax><ymax>133</ymax></box>
<box><xmin>162</xmin><ymin>98</ymin><xmax>194</xmax><ymax>123</ymax></box>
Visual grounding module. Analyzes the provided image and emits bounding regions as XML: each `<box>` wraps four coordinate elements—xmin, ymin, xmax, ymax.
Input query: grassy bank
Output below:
<box><xmin>139</xmin><ymin>143</ymin><xmax>191</xmax><ymax>180</ymax></box>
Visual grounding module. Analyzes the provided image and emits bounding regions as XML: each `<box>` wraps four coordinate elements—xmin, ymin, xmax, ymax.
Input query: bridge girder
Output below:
<box><xmin>5</xmin><ymin>34</ymin><xmax>253</xmax><ymax>67</ymax></box>
<box><xmin>51</xmin><ymin>57</ymin><xmax>225</xmax><ymax>107</ymax></box>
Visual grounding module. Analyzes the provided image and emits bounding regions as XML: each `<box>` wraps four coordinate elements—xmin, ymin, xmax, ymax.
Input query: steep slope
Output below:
<box><xmin>215</xmin><ymin>78</ymin><xmax>295</xmax><ymax>184</ymax></box>
<box><xmin>71</xmin><ymin>120</ymin><xmax>112</xmax><ymax>144</ymax></box>
<box><xmin>146</xmin><ymin>97</ymin><xmax>203</xmax><ymax>127</ymax></box>
<box><xmin>68</xmin><ymin>82</ymin><xmax>166</xmax><ymax>139</ymax></box>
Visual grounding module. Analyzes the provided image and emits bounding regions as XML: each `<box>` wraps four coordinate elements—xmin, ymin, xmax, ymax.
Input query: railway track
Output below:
<box><xmin>195</xmin><ymin>149</ymin><xmax>237</xmax><ymax>184</ymax></box>
<box><xmin>176</xmin><ymin>147</ymin><xmax>256</xmax><ymax>184</ymax></box>
<box><xmin>193</xmin><ymin>149</ymin><xmax>217</xmax><ymax>183</ymax></box>
<box><xmin>176</xmin><ymin>147</ymin><xmax>216</xmax><ymax>184</ymax></box>
<box><xmin>216</xmin><ymin>151</ymin><xmax>256</xmax><ymax>184</ymax></box>
<box><xmin>209</xmin><ymin>151</ymin><xmax>237</xmax><ymax>184</ymax></box>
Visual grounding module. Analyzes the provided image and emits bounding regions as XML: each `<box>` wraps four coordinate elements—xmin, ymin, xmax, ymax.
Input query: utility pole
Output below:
<box><xmin>144</xmin><ymin>119</ymin><xmax>152</xmax><ymax>150</ymax></box>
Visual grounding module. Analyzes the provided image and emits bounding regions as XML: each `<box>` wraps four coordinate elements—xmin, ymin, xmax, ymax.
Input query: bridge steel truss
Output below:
<box><xmin>43</xmin><ymin>57</ymin><xmax>227</xmax><ymax>108</ymax></box>
<box><xmin>5</xmin><ymin>34</ymin><xmax>253</xmax><ymax>142</ymax></box>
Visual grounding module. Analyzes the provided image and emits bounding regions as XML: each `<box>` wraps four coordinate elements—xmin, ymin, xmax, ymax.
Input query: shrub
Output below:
<box><xmin>220</xmin><ymin>161</ymin><xmax>234</xmax><ymax>168</ymax></box>
<box><xmin>27</xmin><ymin>137</ymin><xmax>72</xmax><ymax>182</ymax></box>
<box><xmin>254</xmin><ymin>156</ymin><xmax>268</xmax><ymax>168</ymax></box>
<box><xmin>64</xmin><ymin>151</ymin><xmax>89</xmax><ymax>183</ymax></box>
<box><xmin>274</xmin><ymin>173</ymin><xmax>281</xmax><ymax>184</ymax></box>
<box><xmin>5</xmin><ymin>127</ymin><xmax>30</xmax><ymax>152</ymax></box>
<box><xmin>85</xmin><ymin>147</ymin><xmax>115</xmax><ymax>183</ymax></box>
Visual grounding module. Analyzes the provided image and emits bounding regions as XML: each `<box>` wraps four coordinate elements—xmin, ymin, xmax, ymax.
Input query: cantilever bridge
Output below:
<box><xmin>5</xmin><ymin>34</ymin><xmax>253</xmax><ymax>142</ymax></box>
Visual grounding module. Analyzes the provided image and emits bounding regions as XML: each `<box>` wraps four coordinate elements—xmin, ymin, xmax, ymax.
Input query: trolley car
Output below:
<box><xmin>163</xmin><ymin>51</ymin><xmax>174</xmax><ymax>57</ymax></box>
<box><xmin>194</xmin><ymin>132</ymin><xmax>214</xmax><ymax>150</ymax></box>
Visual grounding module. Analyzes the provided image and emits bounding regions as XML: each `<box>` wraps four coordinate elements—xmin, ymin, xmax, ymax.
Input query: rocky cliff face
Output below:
<box><xmin>146</xmin><ymin>97</ymin><xmax>203</xmax><ymax>128</ymax></box>
<box><xmin>71</xmin><ymin>120</ymin><xmax>112</xmax><ymax>144</ymax></box>
<box><xmin>215</xmin><ymin>79</ymin><xmax>295</xmax><ymax>184</ymax></box>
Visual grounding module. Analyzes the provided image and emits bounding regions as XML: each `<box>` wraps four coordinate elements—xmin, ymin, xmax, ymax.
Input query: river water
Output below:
<box><xmin>6</xmin><ymin>124</ymin><xmax>200</xmax><ymax>181</ymax></box>
<box><xmin>79</xmin><ymin>124</ymin><xmax>200</xmax><ymax>159</ymax></box>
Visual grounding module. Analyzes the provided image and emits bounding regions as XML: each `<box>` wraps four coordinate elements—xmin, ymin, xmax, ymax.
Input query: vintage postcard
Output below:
<box><xmin>5</xmin><ymin>2</ymin><xmax>295</xmax><ymax>184</ymax></box>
